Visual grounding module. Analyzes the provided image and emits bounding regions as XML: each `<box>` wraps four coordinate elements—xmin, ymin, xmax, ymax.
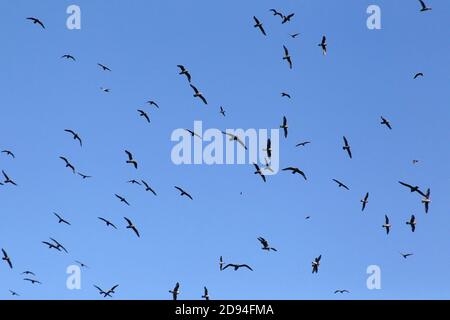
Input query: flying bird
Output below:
<box><xmin>282</xmin><ymin>167</ymin><xmax>307</xmax><ymax>180</ymax></box>
<box><xmin>269</xmin><ymin>9</ymin><xmax>283</xmax><ymax>19</ymax></box>
<box><xmin>400</xmin><ymin>253</ymin><xmax>414</xmax><ymax>259</ymax></box>
<box><xmin>22</xmin><ymin>271</ymin><xmax>36</xmax><ymax>276</ymax></box>
<box><xmin>223</xmin><ymin>264</ymin><xmax>253</xmax><ymax>271</ymax></box>
<box><xmin>342</xmin><ymin>136</ymin><xmax>352</xmax><ymax>159</ymax></box>
<box><xmin>42</xmin><ymin>241</ymin><xmax>61</xmax><ymax>251</ymax></box>
<box><xmin>49</xmin><ymin>238</ymin><xmax>68</xmax><ymax>253</ymax></box>
<box><xmin>169</xmin><ymin>282</ymin><xmax>180</xmax><ymax>300</ymax></box>
<box><xmin>333</xmin><ymin>179</ymin><xmax>349</xmax><ymax>190</ymax></box>
<box><xmin>257</xmin><ymin>237</ymin><xmax>277</xmax><ymax>252</ymax></box>
<box><xmin>360</xmin><ymin>192</ymin><xmax>369</xmax><ymax>211</ymax></box>
<box><xmin>2</xmin><ymin>170</ymin><xmax>17</xmax><ymax>186</ymax></box>
<box><xmin>253</xmin><ymin>16</ymin><xmax>266</xmax><ymax>36</ymax></box>
<box><xmin>141</xmin><ymin>180</ymin><xmax>157</xmax><ymax>196</ymax></box>
<box><xmin>418</xmin><ymin>0</ymin><xmax>432</xmax><ymax>12</ymax></box>
<box><xmin>190</xmin><ymin>84</ymin><xmax>208</xmax><ymax>105</ymax></box>
<box><xmin>53</xmin><ymin>212</ymin><xmax>71</xmax><ymax>226</ymax></box>
<box><xmin>219</xmin><ymin>256</ymin><xmax>225</xmax><ymax>271</ymax></box>
<box><xmin>282</xmin><ymin>13</ymin><xmax>295</xmax><ymax>24</ymax></box>
<box><xmin>137</xmin><ymin>109</ymin><xmax>150</xmax><ymax>123</ymax></box>
<box><xmin>26</xmin><ymin>17</ymin><xmax>45</xmax><ymax>29</ymax></box>
<box><xmin>61</xmin><ymin>54</ymin><xmax>76</xmax><ymax>61</ymax></box>
<box><xmin>334</xmin><ymin>290</ymin><xmax>350</xmax><ymax>294</ymax></box>
<box><xmin>184</xmin><ymin>129</ymin><xmax>202</xmax><ymax>139</ymax></box>
<box><xmin>422</xmin><ymin>188</ymin><xmax>431</xmax><ymax>213</ymax></box>
<box><xmin>147</xmin><ymin>100</ymin><xmax>159</xmax><ymax>109</ymax></box>
<box><xmin>24</xmin><ymin>278</ymin><xmax>42</xmax><ymax>285</ymax></box>
<box><xmin>98</xmin><ymin>63</ymin><xmax>111</xmax><ymax>71</ymax></box>
<box><xmin>398</xmin><ymin>181</ymin><xmax>426</xmax><ymax>196</ymax></box>
<box><xmin>60</xmin><ymin>156</ymin><xmax>75</xmax><ymax>173</ymax></box>
<box><xmin>98</xmin><ymin>217</ymin><xmax>117</xmax><ymax>229</ymax></box>
<box><xmin>312</xmin><ymin>255</ymin><xmax>321</xmax><ymax>274</ymax></box>
<box><xmin>280</xmin><ymin>116</ymin><xmax>288</xmax><ymax>138</ymax></box>
<box><xmin>124</xmin><ymin>217</ymin><xmax>140</xmax><ymax>238</ymax></box>
<box><xmin>264</xmin><ymin>139</ymin><xmax>272</xmax><ymax>159</ymax></box>
<box><xmin>75</xmin><ymin>261</ymin><xmax>89</xmax><ymax>268</ymax></box>
<box><xmin>290</xmin><ymin>33</ymin><xmax>300</xmax><ymax>38</ymax></box>
<box><xmin>201</xmin><ymin>287</ymin><xmax>210</xmax><ymax>300</ymax></box>
<box><xmin>222</xmin><ymin>131</ymin><xmax>247</xmax><ymax>149</ymax></box>
<box><xmin>115</xmin><ymin>194</ymin><xmax>130</xmax><ymax>206</ymax></box>
<box><xmin>94</xmin><ymin>285</ymin><xmax>113</xmax><ymax>298</ymax></box>
<box><xmin>282</xmin><ymin>46</ymin><xmax>292</xmax><ymax>69</ymax></box>
<box><xmin>319</xmin><ymin>36</ymin><xmax>327</xmax><ymax>55</ymax></box>
<box><xmin>382</xmin><ymin>215</ymin><xmax>391</xmax><ymax>235</ymax></box>
<box><xmin>296</xmin><ymin>141</ymin><xmax>311</xmax><ymax>147</ymax></box>
<box><xmin>406</xmin><ymin>214</ymin><xmax>416</xmax><ymax>232</ymax></box>
<box><xmin>414</xmin><ymin>72</ymin><xmax>424</xmax><ymax>79</ymax></box>
<box><xmin>78</xmin><ymin>172</ymin><xmax>92</xmax><ymax>179</ymax></box>
<box><xmin>175</xmin><ymin>186</ymin><xmax>193</xmax><ymax>200</ymax></box>
<box><xmin>125</xmin><ymin>150</ymin><xmax>138</xmax><ymax>169</ymax></box>
<box><xmin>9</xmin><ymin>290</ymin><xmax>19</xmax><ymax>296</ymax></box>
<box><xmin>281</xmin><ymin>92</ymin><xmax>291</xmax><ymax>99</ymax></box>
<box><xmin>177</xmin><ymin>65</ymin><xmax>191</xmax><ymax>82</ymax></box>
<box><xmin>100</xmin><ymin>87</ymin><xmax>111</xmax><ymax>93</ymax></box>
<box><xmin>219</xmin><ymin>106</ymin><xmax>226</xmax><ymax>117</ymax></box>
<box><xmin>253</xmin><ymin>163</ymin><xmax>266</xmax><ymax>182</ymax></box>
<box><xmin>2</xmin><ymin>249</ymin><xmax>12</xmax><ymax>269</ymax></box>
<box><xmin>1</xmin><ymin>150</ymin><xmax>15</xmax><ymax>158</ymax></box>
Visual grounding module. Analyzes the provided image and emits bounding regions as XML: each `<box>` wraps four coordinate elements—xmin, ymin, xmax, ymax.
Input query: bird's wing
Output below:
<box><xmin>125</xmin><ymin>150</ymin><xmax>133</xmax><ymax>160</ymax></box>
<box><xmin>190</xmin><ymin>84</ymin><xmax>199</xmax><ymax>94</ymax></box>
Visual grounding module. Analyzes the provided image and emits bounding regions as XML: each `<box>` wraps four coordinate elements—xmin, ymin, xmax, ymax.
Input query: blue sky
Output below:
<box><xmin>0</xmin><ymin>0</ymin><xmax>449</xmax><ymax>299</ymax></box>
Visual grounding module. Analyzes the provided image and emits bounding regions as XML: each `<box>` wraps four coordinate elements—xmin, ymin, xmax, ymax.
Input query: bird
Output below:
<box><xmin>342</xmin><ymin>136</ymin><xmax>352</xmax><ymax>159</ymax></box>
<box><xmin>124</xmin><ymin>217</ymin><xmax>140</xmax><ymax>238</ymax></box>
<box><xmin>219</xmin><ymin>256</ymin><xmax>225</xmax><ymax>271</ymax></box>
<box><xmin>223</xmin><ymin>264</ymin><xmax>253</xmax><ymax>271</ymax></box>
<box><xmin>280</xmin><ymin>116</ymin><xmax>288</xmax><ymax>138</ymax></box>
<box><xmin>177</xmin><ymin>65</ymin><xmax>191</xmax><ymax>82</ymax></box>
<box><xmin>253</xmin><ymin>16</ymin><xmax>266</xmax><ymax>36</ymax></box>
<box><xmin>115</xmin><ymin>194</ymin><xmax>130</xmax><ymax>206</ymax></box>
<box><xmin>296</xmin><ymin>141</ymin><xmax>311</xmax><ymax>148</ymax></box>
<box><xmin>147</xmin><ymin>100</ymin><xmax>159</xmax><ymax>109</ymax></box>
<box><xmin>94</xmin><ymin>285</ymin><xmax>113</xmax><ymax>298</ymax></box>
<box><xmin>257</xmin><ymin>237</ymin><xmax>277</xmax><ymax>252</ymax></box>
<box><xmin>418</xmin><ymin>0</ymin><xmax>432</xmax><ymax>12</ymax></box>
<box><xmin>264</xmin><ymin>158</ymin><xmax>274</xmax><ymax>173</ymax></box>
<box><xmin>137</xmin><ymin>109</ymin><xmax>150</xmax><ymax>123</ymax></box>
<box><xmin>98</xmin><ymin>217</ymin><xmax>117</xmax><ymax>229</ymax></box>
<box><xmin>53</xmin><ymin>212</ymin><xmax>71</xmax><ymax>226</ymax></box>
<box><xmin>202</xmin><ymin>287</ymin><xmax>209</xmax><ymax>300</ymax></box>
<box><xmin>24</xmin><ymin>278</ymin><xmax>42</xmax><ymax>285</ymax></box>
<box><xmin>9</xmin><ymin>290</ymin><xmax>19</xmax><ymax>296</ymax></box>
<box><xmin>26</xmin><ymin>17</ymin><xmax>45</xmax><ymax>29</ymax></box>
<box><xmin>75</xmin><ymin>261</ymin><xmax>89</xmax><ymax>268</ymax></box>
<box><xmin>125</xmin><ymin>150</ymin><xmax>138</xmax><ymax>169</ymax></box>
<box><xmin>219</xmin><ymin>106</ymin><xmax>226</xmax><ymax>117</ymax></box>
<box><xmin>334</xmin><ymin>290</ymin><xmax>350</xmax><ymax>294</ymax></box>
<box><xmin>49</xmin><ymin>238</ymin><xmax>68</xmax><ymax>253</ymax></box>
<box><xmin>422</xmin><ymin>188</ymin><xmax>431</xmax><ymax>213</ymax></box>
<box><xmin>141</xmin><ymin>180</ymin><xmax>157</xmax><ymax>196</ymax></box>
<box><xmin>2</xmin><ymin>170</ymin><xmax>17</xmax><ymax>186</ymax></box>
<box><xmin>263</xmin><ymin>139</ymin><xmax>272</xmax><ymax>159</ymax></box>
<box><xmin>414</xmin><ymin>72</ymin><xmax>424</xmax><ymax>79</ymax></box>
<box><xmin>107</xmin><ymin>285</ymin><xmax>119</xmax><ymax>295</ymax></box>
<box><xmin>319</xmin><ymin>36</ymin><xmax>327</xmax><ymax>55</ymax></box>
<box><xmin>60</xmin><ymin>156</ymin><xmax>75</xmax><ymax>173</ymax></box>
<box><xmin>175</xmin><ymin>186</ymin><xmax>193</xmax><ymax>200</ymax></box>
<box><xmin>406</xmin><ymin>215</ymin><xmax>416</xmax><ymax>232</ymax></box>
<box><xmin>312</xmin><ymin>255</ymin><xmax>321</xmax><ymax>274</ymax></box>
<box><xmin>100</xmin><ymin>87</ymin><xmax>111</xmax><ymax>93</ymax></box>
<box><xmin>184</xmin><ymin>129</ymin><xmax>202</xmax><ymax>139</ymax></box>
<box><xmin>42</xmin><ymin>241</ymin><xmax>61</xmax><ymax>251</ymax></box>
<box><xmin>22</xmin><ymin>271</ymin><xmax>36</xmax><ymax>276</ymax></box>
<box><xmin>2</xmin><ymin>249</ymin><xmax>12</xmax><ymax>269</ymax></box>
<box><xmin>98</xmin><ymin>63</ymin><xmax>111</xmax><ymax>71</ymax></box>
<box><xmin>398</xmin><ymin>181</ymin><xmax>426</xmax><ymax>197</ymax></box>
<box><xmin>61</xmin><ymin>54</ymin><xmax>76</xmax><ymax>61</ymax></box>
<box><xmin>190</xmin><ymin>84</ymin><xmax>208</xmax><ymax>105</ymax></box>
<box><xmin>382</xmin><ymin>215</ymin><xmax>391</xmax><ymax>235</ymax></box>
<box><xmin>253</xmin><ymin>163</ymin><xmax>266</xmax><ymax>182</ymax></box>
<box><xmin>290</xmin><ymin>33</ymin><xmax>300</xmax><ymax>38</ymax></box>
<box><xmin>78</xmin><ymin>172</ymin><xmax>92</xmax><ymax>179</ymax></box>
<box><xmin>281</xmin><ymin>92</ymin><xmax>291</xmax><ymax>99</ymax></box>
<box><xmin>282</xmin><ymin>167</ymin><xmax>307</xmax><ymax>180</ymax></box>
<box><xmin>361</xmin><ymin>192</ymin><xmax>369</xmax><ymax>211</ymax></box>
<box><xmin>400</xmin><ymin>253</ymin><xmax>414</xmax><ymax>259</ymax></box>
<box><xmin>282</xmin><ymin>46</ymin><xmax>292</xmax><ymax>69</ymax></box>
<box><xmin>127</xmin><ymin>179</ymin><xmax>141</xmax><ymax>186</ymax></box>
<box><xmin>269</xmin><ymin>9</ymin><xmax>283</xmax><ymax>19</ymax></box>
<box><xmin>333</xmin><ymin>179</ymin><xmax>349</xmax><ymax>190</ymax></box>
<box><xmin>222</xmin><ymin>132</ymin><xmax>247</xmax><ymax>150</ymax></box>
<box><xmin>1</xmin><ymin>150</ymin><xmax>15</xmax><ymax>158</ymax></box>
<box><xmin>169</xmin><ymin>282</ymin><xmax>180</xmax><ymax>300</ymax></box>
<box><xmin>282</xmin><ymin>13</ymin><xmax>295</xmax><ymax>24</ymax></box>
<box><xmin>380</xmin><ymin>117</ymin><xmax>392</xmax><ymax>130</ymax></box>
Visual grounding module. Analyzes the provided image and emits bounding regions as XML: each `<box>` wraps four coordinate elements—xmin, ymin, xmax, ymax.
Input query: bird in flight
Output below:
<box><xmin>222</xmin><ymin>131</ymin><xmax>247</xmax><ymax>150</ymax></box>
<box><xmin>60</xmin><ymin>156</ymin><xmax>75</xmax><ymax>174</ymax></box>
<box><xmin>1</xmin><ymin>150</ymin><xmax>15</xmax><ymax>158</ymax></box>
<box><xmin>177</xmin><ymin>65</ymin><xmax>191</xmax><ymax>82</ymax></box>
<box><xmin>422</xmin><ymin>188</ymin><xmax>431</xmax><ymax>213</ymax></box>
<box><xmin>26</xmin><ymin>17</ymin><xmax>45</xmax><ymax>29</ymax></box>
<box><xmin>414</xmin><ymin>72</ymin><xmax>424</xmax><ymax>79</ymax></box>
<box><xmin>98</xmin><ymin>63</ymin><xmax>111</xmax><ymax>71</ymax></box>
<box><xmin>290</xmin><ymin>33</ymin><xmax>300</xmax><ymax>38</ymax></box>
<box><xmin>342</xmin><ymin>136</ymin><xmax>352</xmax><ymax>159</ymax></box>
<box><xmin>184</xmin><ymin>129</ymin><xmax>202</xmax><ymax>139</ymax></box>
<box><xmin>296</xmin><ymin>141</ymin><xmax>311</xmax><ymax>148</ymax></box>
<box><xmin>282</xmin><ymin>46</ymin><xmax>293</xmax><ymax>69</ymax></box>
<box><xmin>406</xmin><ymin>214</ymin><xmax>416</xmax><ymax>232</ymax></box>
<box><xmin>253</xmin><ymin>16</ymin><xmax>266</xmax><ymax>36</ymax></box>
<box><xmin>220</xmin><ymin>106</ymin><xmax>226</xmax><ymax>117</ymax></box>
<box><xmin>380</xmin><ymin>117</ymin><xmax>392</xmax><ymax>130</ymax></box>
<box><xmin>361</xmin><ymin>192</ymin><xmax>369</xmax><ymax>211</ymax></box>
<box><xmin>100</xmin><ymin>87</ymin><xmax>111</xmax><ymax>93</ymax></box>
<box><xmin>312</xmin><ymin>255</ymin><xmax>321</xmax><ymax>274</ymax></box>
<box><xmin>382</xmin><ymin>215</ymin><xmax>391</xmax><ymax>235</ymax></box>
<box><xmin>280</xmin><ymin>116</ymin><xmax>288</xmax><ymax>138</ymax></box>
<box><xmin>61</xmin><ymin>54</ymin><xmax>76</xmax><ymax>61</ymax></box>
<box><xmin>49</xmin><ymin>238</ymin><xmax>68</xmax><ymax>253</ymax></box>
<box><xmin>257</xmin><ymin>237</ymin><xmax>277</xmax><ymax>252</ymax></box>
<box><xmin>333</xmin><ymin>179</ymin><xmax>349</xmax><ymax>190</ymax></box>
<box><xmin>282</xmin><ymin>167</ymin><xmax>307</xmax><ymax>180</ymax></box>
<box><xmin>9</xmin><ymin>290</ymin><xmax>20</xmax><ymax>296</ymax></box>
<box><xmin>253</xmin><ymin>163</ymin><xmax>266</xmax><ymax>182</ymax></box>
<box><xmin>115</xmin><ymin>194</ymin><xmax>130</xmax><ymax>206</ymax></box>
<box><xmin>400</xmin><ymin>252</ymin><xmax>414</xmax><ymax>259</ymax></box>
<box><xmin>98</xmin><ymin>217</ymin><xmax>117</xmax><ymax>229</ymax></box>
<box><xmin>137</xmin><ymin>109</ymin><xmax>150</xmax><ymax>123</ymax></box>
<box><xmin>24</xmin><ymin>278</ymin><xmax>42</xmax><ymax>285</ymax></box>
<box><xmin>169</xmin><ymin>282</ymin><xmax>180</xmax><ymax>300</ymax></box>
<box><xmin>190</xmin><ymin>84</ymin><xmax>208</xmax><ymax>105</ymax></box>
<box><xmin>201</xmin><ymin>287</ymin><xmax>209</xmax><ymax>300</ymax></box>
<box><xmin>64</xmin><ymin>129</ymin><xmax>82</xmax><ymax>146</ymax></box>
<box><xmin>418</xmin><ymin>0</ymin><xmax>432</xmax><ymax>12</ymax></box>
<box><xmin>263</xmin><ymin>139</ymin><xmax>272</xmax><ymax>159</ymax></box>
<box><xmin>141</xmin><ymin>180</ymin><xmax>157</xmax><ymax>196</ymax></box>
<box><xmin>319</xmin><ymin>36</ymin><xmax>327</xmax><ymax>55</ymax></box>
<box><xmin>282</xmin><ymin>13</ymin><xmax>295</xmax><ymax>24</ymax></box>
<box><xmin>334</xmin><ymin>290</ymin><xmax>350</xmax><ymax>294</ymax></box>
<box><xmin>2</xmin><ymin>170</ymin><xmax>17</xmax><ymax>186</ymax></box>
<box><xmin>147</xmin><ymin>100</ymin><xmax>159</xmax><ymax>109</ymax></box>
<box><xmin>125</xmin><ymin>150</ymin><xmax>138</xmax><ymax>169</ymax></box>
<box><xmin>398</xmin><ymin>181</ymin><xmax>426</xmax><ymax>197</ymax></box>
<box><xmin>219</xmin><ymin>256</ymin><xmax>225</xmax><ymax>271</ymax></box>
<box><xmin>281</xmin><ymin>92</ymin><xmax>291</xmax><ymax>99</ymax></box>
<box><xmin>78</xmin><ymin>172</ymin><xmax>92</xmax><ymax>179</ymax></box>
<box><xmin>53</xmin><ymin>212</ymin><xmax>71</xmax><ymax>226</ymax></box>
<box><xmin>269</xmin><ymin>9</ymin><xmax>283</xmax><ymax>19</ymax></box>
<box><xmin>2</xmin><ymin>249</ymin><xmax>13</xmax><ymax>269</ymax></box>
<box><xmin>42</xmin><ymin>240</ymin><xmax>61</xmax><ymax>251</ymax></box>
<box><xmin>75</xmin><ymin>261</ymin><xmax>89</xmax><ymax>268</ymax></box>
<box><xmin>175</xmin><ymin>186</ymin><xmax>193</xmax><ymax>200</ymax></box>
<box><xmin>124</xmin><ymin>217</ymin><xmax>140</xmax><ymax>238</ymax></box>
<box><xmin>22</xmin><ymin>271</ymin><xmax>36</xmax><ymax>276</ymax></box>
<box><xmin>223</xmin><ymin>264</ymin><xmax>253</xmax><ymax>271</ymax></box>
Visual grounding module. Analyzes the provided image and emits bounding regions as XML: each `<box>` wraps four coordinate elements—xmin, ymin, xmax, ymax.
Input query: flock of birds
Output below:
<box><xmin>1</xmin><ymin>0</ymin><xmax>436</xmax><ymax>299</ymax></box>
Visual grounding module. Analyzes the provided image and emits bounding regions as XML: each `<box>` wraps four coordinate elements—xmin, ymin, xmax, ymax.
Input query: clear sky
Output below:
<box><xmin>0</xmin><ymin>0</ymin><xmax>449</xmax><ymax>300</ymax></box>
